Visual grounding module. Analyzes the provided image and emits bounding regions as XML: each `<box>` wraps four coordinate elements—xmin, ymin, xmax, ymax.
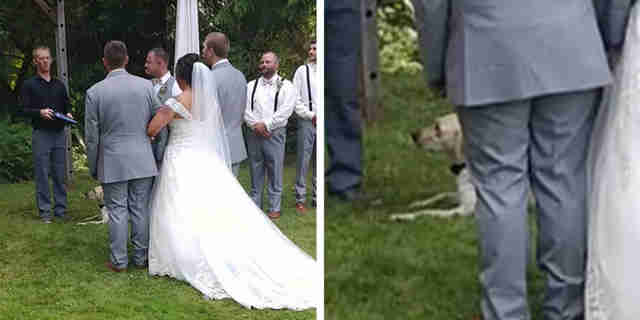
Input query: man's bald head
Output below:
<box><xmin>259</xmin><ymin>51</ymin><xmax>280</xmax><ymax>79</ymax></box>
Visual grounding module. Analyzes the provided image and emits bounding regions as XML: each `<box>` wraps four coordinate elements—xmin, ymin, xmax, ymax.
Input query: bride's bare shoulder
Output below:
<box><xmin>176</xmin><ymin>90</ymin><xmax>193</xmax><ymax>111</ymax></box>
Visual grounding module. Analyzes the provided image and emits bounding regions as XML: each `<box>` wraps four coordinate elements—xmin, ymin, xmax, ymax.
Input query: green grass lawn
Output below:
<box><xmin>0</xmin><ymin>161</ymin><xmax>316</xmax><ymax>320</ymax></box>
<box><xmin>325</xmin><ymin>73</ymin><xmax>545</xmax><ymax>319</ymax></box>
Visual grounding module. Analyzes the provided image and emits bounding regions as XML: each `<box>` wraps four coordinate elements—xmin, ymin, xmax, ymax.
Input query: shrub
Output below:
<box><xmin>0</xmin><ymin>120</ymin><xmax>33</xmax><ymax>183</ymax></box>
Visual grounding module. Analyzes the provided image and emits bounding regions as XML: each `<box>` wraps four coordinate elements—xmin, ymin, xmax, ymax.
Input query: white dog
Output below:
<box><xmin>391</xmin><ymin>113</ymin><xmax>535</xmax><ymax>221</ymax></box>
<box><xmin>390</xmin><ymin>113</ymin><xmax>475</xmax><ymax>221</ymax></box>
<box><xmin>78</xmin><ymin>186</ymin><xmax>109</xmax><ymax>225</ymax></box>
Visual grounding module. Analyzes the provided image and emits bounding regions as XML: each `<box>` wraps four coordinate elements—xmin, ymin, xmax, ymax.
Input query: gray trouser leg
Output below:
<box><xmin>103</xmin><ymin>177</ymin><xmax>153</xmax><ymax>269</ymax></box>
<box><xmin>103</xmin><ymin>181</ymin><xmax>129</xmax><ymax>269</ymax></box>
<box><xmin>32</xmin><ymin>129</ymin><xmax>67</xmax><ymax>219</ymax></box>
<box><xmin>231</xmin><ymin>162</ymin><xmax>241</xmax><ymax>178</ymax></box>
<box><xmin>458</xmin><ymin>101</ymin><xmax>532</xmax><ymax>320</ymax></box>
<box><xmin>264</xmin><ymin>127</ymin><xmax>286</xmax><ymax>212</ymax></box>
<box><xmin>529</xmin><ymin>90</ymin><xmax>599</xmax><ymax>320</ymax></box>
<box><xmin>246</xmin><ymin>129</ymin><xmax>265</xmax><ymax>209</ymax></box>
<box><xmin>325</xmin><ymin>2</ymin><xmax>363</xmax><ymax>193</ymax></box>
<box><xmin>295</xmin><ymin>119</ymin><xmax>317</xmax><ymax>203</ymax></box>
<box><xmin>457</xmin><ymin>88</ymin><xmax>600</xmax><ymax>320</ymax></box>
<box><xmin>127</xmin><ymin>177</ymin><xmax>153</xmax><ymax>266</ymax></box>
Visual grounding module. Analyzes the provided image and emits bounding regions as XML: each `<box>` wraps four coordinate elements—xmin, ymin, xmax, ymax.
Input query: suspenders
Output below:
<box><xmin>305</xmin><ymin>64</ymin><xmax>313</xmax><ymax>111</ymax></box>
<box><xmin>251</xmin><ymin>77</ymin><xmax>280</xmax><ymax>112</ymax></box>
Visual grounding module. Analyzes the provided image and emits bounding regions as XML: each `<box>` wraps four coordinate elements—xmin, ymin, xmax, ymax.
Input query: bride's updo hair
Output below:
<box><xmin>175</xmin><ymin>53</ymin><xmax>200</xmax><ymax>86</ymax></box>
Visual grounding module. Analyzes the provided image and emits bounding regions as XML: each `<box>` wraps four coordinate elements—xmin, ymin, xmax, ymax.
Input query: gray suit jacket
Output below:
<box><xmin>150</xmin><ymin>76</ymin><xmax>176</xmax><ymax>166</ymax></box>
<box><xmin>413</xmin><ymin>0</ymin><xmax>621</xmax><ymax>107</ymax></box>
<box><xmin>211</xmin><ymin>61</ymin><xmax>248</xmax><ymax>164</ymax></box>
<box><xmin>593</xmin><ymin>0</ymin><xmax>635</xmax><ymax>50</ymax></box>
<box><xmin>85</xmin><ymin>69</ymin><xmax>161</xmax><ymax>184</ymax></box>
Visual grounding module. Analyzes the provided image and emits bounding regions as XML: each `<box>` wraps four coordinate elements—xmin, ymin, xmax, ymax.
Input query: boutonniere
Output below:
<box><xmin>159</xmin><ymin>85</ymin><xmax>168</xmax><ymax>95</ymax></box>
<box><xmin>276</xmin><ymin>77</ymin><xmax>284</xmax><ymax>91</ymax></box>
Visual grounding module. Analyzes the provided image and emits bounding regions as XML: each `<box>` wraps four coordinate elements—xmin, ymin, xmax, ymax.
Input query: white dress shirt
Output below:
<box><xmin>152</xmin><ymin>71</ymin><xmax>182</xmax><ymax>101</ymax></box>
<box><xmin>293</xmin><ymin>63</ymin><xmax>318</xmax><ymax>120</ymax></box>
<box><xmin>213</xmin><ymin>58</ymin><xmax>229</xmax><ymax>68</ymax></box>
<box><xmin>244</xmin><ymin>74</ymin><xmax>296</xmax><ymax>132</ymax></box>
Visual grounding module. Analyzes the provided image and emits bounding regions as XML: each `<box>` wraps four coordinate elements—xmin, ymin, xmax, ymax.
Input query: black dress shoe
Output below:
<box><xmin>133</xmin><ymin>263</ymin><xmax>148</xmax><ymax>270</ymax></box>
<box><xmin>334</xmin><ymin>188</ymin><xmax>368</xmax><ymax>202</ymax></box>
<box><xmin>55</xmin><ymin>215</ymin><xmax>72</xmax><ymax>222</ymax></box>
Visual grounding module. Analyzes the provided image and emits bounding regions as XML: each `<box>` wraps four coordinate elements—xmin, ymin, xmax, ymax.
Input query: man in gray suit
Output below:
<box><xmin>413</xmin><ymin>1</ymin><xmax>627</xmax><ymax>319</ymax></box>
<box><xmin>145</xmin><ymin>47</ymin><xmax>181</xmax><ymax>166</ymax></box>
<box><xmin>85</xmin><ymin>40</ymin><xmax>161</xmax><ymax>272</ymax></box>
<box><xmin>202</xmin><ymin>32</ymin><xmax>248</xmax><ymax>177</ymax></box>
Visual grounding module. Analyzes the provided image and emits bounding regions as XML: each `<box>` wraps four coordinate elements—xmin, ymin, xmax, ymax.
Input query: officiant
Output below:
<box><xmin>20</xmin><ymin>45</ymin><xmax>74</xmax><ymax>224</ymax></box>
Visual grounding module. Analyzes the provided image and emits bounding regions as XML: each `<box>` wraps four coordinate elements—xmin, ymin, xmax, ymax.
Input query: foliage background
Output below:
<box><xmin>0</xmin><ymin>0</ymin><xmax>316</xmax><ymax>182</ymax></box>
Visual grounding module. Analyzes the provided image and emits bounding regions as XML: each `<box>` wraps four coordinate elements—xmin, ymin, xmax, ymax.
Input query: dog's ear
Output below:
<box><xmin>434</xmin><ymin>122</ymin><xmax>442</xmax><ymax>138</ymax></box>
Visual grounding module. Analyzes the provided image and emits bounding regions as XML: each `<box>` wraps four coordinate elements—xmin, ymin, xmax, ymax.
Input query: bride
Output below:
<box><xmin>587</xmin><ymin>2</ymin><xmax>640</xmax><ymax>319</ymax></box>
<box><xmin>145</xmin><ymin>53</ymin><xmax>317</xmax><ymax>310</ymax></box>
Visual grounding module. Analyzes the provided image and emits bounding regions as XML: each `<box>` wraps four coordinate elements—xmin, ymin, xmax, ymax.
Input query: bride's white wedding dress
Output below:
<box><xmin>148</xmin><ymin>63</ymin><xmax>317</xmax><ymax>310</ymax></box>
<box><xmin>586</xmin><ymin>3</ymin><xmax>640</xmax><ymax>319</ymax></box>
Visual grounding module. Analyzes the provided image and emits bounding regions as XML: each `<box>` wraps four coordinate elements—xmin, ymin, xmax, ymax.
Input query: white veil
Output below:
<box><xmin>190</xmin><ymin>62</ymin><xmax>232</xmax><ymax>169</ymax></box>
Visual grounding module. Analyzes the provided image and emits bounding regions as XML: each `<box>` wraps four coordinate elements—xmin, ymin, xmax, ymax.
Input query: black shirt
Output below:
<box><xmin>20</xmin><ymin>75</ymin><xmax>70</xmax><ymax>131</ymax></box>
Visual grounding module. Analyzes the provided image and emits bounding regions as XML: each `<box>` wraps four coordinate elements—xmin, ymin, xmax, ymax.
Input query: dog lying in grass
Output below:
<box><xmin>390</xmin><ymin>113</ymin><xmax>475</xmax><ymax>220</ymax></box>
<box><xmin>78</xmin><ymin>186</ymin><xmax>109</xmax><ymax>225</ymax></box>
<box><xmin>391</xmin><ymin>113</ymin><xmax>535</xmax><ymax>221</ymax></box>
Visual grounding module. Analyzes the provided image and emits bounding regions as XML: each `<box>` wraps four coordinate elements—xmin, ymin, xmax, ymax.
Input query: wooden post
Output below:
<box><xmin>360</xmin><ymin>0</ymin><xmax>380</xmax><ymax>124</ymax></box>
<box><xmin>55</xmin><ymin>0</ymin><xmax>73</xmax><ymax>184</ymax></box>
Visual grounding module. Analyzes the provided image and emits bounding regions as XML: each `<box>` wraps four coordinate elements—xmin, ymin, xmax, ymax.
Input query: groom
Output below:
<box><xmin>414</xmin><ymin>1</ymin><xmax>628</xmax><ymax>319</ymax></box>
<box><xmin>202</xmin><ymin>32</ymin><xmax>248</xmax><ymax>177</ymax></box>
<box><xmin>85</xmin><ymin>40</ymin><xmax>162</xmax><ymax>272</ymax></box>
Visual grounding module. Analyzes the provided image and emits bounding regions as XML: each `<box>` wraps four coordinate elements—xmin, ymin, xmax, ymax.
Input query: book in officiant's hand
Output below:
<box><xmin>54</xmin><ymin>112</ymin><xmax>78</xmax><ymax>125</ymax></box>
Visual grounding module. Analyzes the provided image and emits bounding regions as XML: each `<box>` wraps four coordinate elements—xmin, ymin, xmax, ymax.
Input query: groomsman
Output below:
<box><xmin>144</xmin><ymin>47</ymin><xmax>180</xmax><ymax>165</ymax></box>
<box><xmin>202</xmin><ymin>32</ymin><xmax>248</xmax><ymax>177</ymax></box>
<box><xmin>145</xmin><ymin>47</ymin><xmax>182</xmax><ymax>102</ymax></box>
<box><xmin>325</xmin><ymin>2</ymin><xmax>364</xmax><ymax>201</ymax></box>
<box><xmin>244</xmin><ymin>52</ymin><xmax>296</xmax><ymax>219</ymax></box>
<box><xmin>21</xmin><ymin>45</ymin><xmax>74</xmax><ymax>223</ymax></box>
<box><xmin>292</xmin><ymin>39</ymin><xmax>318</xmax><ymax>213</ymax></box>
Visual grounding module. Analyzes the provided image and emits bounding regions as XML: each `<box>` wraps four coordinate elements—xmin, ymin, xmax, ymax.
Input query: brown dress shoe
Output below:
<box><xmin>267</xmin><ymin>211</ymin><xmax>281</xmax><ymax>219</ymax></box>
<box><xmin>105</xmin><ymin>262</ymin><xmax>126</xmax><ymax>273</ymax></box>
<box><xmin>295</xmin><ymin>202</ymin><xmax>306</xmax><ymax>214</ymax></box>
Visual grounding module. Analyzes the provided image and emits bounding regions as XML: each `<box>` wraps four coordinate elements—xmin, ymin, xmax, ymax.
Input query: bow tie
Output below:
<box><xmin>262</xmin><ymin>78</ymin><xmax>275</xmax><ymax>87</ymax></box>
<box><xmin>152</xmin><ymin>78</ymin><xmax>162</xmax><ymax>86</ymax></box>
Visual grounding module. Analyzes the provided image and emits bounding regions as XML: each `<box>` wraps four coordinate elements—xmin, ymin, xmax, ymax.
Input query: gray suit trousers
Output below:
<box><xmin>295</xmin><ymin>119</ymin><xmax>316</xmax><ymax>204</ymax></box>
<box><xmin>231</xmin><ymin>163</ymin><xmax>241</xmax><ymax>178</ymax></box>
<box><xmin>32</xmin><ymin>128</ymin><xmax>67</xmax><ymax>219</ymax></box>
<box><xmin>246</xmin><ymin>127</ymin><xmax>286</xmax><ymax>212</ymax></box>
<box><xmin>457</xmin><ymin>89</ymin><xmax>601</xmax><ymax>320</ymax></box>
<box><xmin>103</xmin><ymin>177</ymin><xmax>154</xmax><ymax>269</ymax></box>
<box><xmin>325</xmin><ymin>1</ymin><xmax>363</xmax><ymax>193</ymax></box>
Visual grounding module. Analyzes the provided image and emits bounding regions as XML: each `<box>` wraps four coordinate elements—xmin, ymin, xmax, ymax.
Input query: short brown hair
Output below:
<box><xmin>205</xmin><ymin>32</ymin><xmax>229</xmax><ymax>58</ymax></box>
<box><xmin>103</xmin><ymin>40</ymin><xmax>128</xmax><ymax>69</ymax></box>
<box><xmin>149</xmin><ymin>47</ymin><xmax>170</xmax><ymax>65</ymax></box>
<box><xmin>32</xmin><ymin>46</ymin><xmax>51</xmax><ymax>58</ymax></box>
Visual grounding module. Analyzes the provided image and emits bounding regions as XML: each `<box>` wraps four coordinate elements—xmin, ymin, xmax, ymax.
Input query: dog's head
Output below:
<box><xmin>411</xmin><ymin>113</ymin><xmax>464</xmax><ymax>163</ymax></box>
<box><xmin>85</xmin><ymin>186</ymin><xmax>104</xmax><ymax>205</ymax></box>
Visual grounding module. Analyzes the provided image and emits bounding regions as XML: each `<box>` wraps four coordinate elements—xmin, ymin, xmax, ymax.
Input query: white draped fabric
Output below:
<box><xmin>586</xmin><ymin>3</ymin><xmax>640</xmax><ymax>319</ymax></box>
<box><xmin>175</xmin><ymin>0</ymin><xmax>200</xmax><ymax>67</ymax></box>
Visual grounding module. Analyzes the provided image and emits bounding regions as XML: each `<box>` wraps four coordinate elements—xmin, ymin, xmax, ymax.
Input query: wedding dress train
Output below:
<box><xmin>147</xmin><ymin>63</ymin><xmax>317</xmax><ymax>310</ymax></box>
<box><xmin>586</xmin><ymin>3</ymin><xmax>640</xmax><ymax>319</ymax></box>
